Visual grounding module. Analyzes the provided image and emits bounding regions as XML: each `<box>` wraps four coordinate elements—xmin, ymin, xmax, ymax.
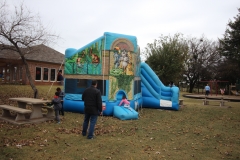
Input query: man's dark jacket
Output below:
<box><xmin>82</xmin><ymin>86</ymin><xmax>102</xmax><ymax>115</ymax></box>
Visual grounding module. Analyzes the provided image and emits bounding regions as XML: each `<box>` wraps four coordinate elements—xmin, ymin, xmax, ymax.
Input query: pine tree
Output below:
<box><xmin>219</xmin><ymin>8</ymin><xmax>240</xmax><ymax>65</ymax></box>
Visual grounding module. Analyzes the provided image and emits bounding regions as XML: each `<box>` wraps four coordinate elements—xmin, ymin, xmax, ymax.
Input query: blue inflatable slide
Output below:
<box><xmin>141</xmin><ymin>62</ymin><xmax>179</xmax><ymax>110</ymax></box>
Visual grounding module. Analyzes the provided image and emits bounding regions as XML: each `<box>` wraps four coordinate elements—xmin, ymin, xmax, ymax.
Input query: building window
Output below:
<box><xmin>0</xmin><ymin>69</ymin><xmax>3</xmax><ymax>82</ymax></box>
<box><xmin>50</xmin><ymin>69</ymin><xmax>56</xmax><ymax>81</ymax></box>
<box><xmin>19</xmin><ymin>67</ymin><xmax>22</xmax><ymax>81</ymax></box>
<box><xmin>2</xmin><ymin>68</ymin><xmax>5</xmax><ymax>81</ymax></box>
<box><xmin>13</xmin><ymin>67</ymin><xmax>17</xmax><ymax>81</ymax></box>
<box><xmin>35</xmin><ymin>67</ymin><xmax>41</xmax><ymax>80</ymax></box>
<box><xmin>43</xmin><ymin>68</ymin><xmax>49</xmax><ymax>81</ymax></box>
<box><xmin>6</xmin><ymin>69</ymin><xmax>10</xmax><ymax>81</ymax></box>
<box><xmin>134</xmin><ymin>80</ymin><xmax>141</xmax><ymax>95</ymax></box>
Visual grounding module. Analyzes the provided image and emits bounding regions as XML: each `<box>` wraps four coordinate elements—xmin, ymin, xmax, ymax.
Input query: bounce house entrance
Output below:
<box><xmin>116</xmin><ymin>90</ymin><xmax>127</xmax><ymax>101</ymax></box>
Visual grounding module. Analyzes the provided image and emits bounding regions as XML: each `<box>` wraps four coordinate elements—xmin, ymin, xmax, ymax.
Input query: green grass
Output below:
<box><xmin>0</xmin><ymin>85</ymin><xmax>240</xmax><ymax>160</ymax></box>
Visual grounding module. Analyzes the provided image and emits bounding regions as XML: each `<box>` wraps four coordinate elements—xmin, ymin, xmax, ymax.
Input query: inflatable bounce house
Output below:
<box><xmin>63</xmin><ymin>32</ymin><xmax>179</xmax><ymax>119</ymax></box>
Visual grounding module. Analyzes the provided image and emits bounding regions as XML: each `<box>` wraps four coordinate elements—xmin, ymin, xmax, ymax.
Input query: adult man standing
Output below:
<box><xmin>57</xmin><ymin>71</ymin><xmax>64</xmax><ymax>85</ymax></box>
<box><xmin>205</xmin><ymin>84</ymin><xmax>210</xmax><ymax>96</ymax></box>
<box><xmin>82</xmin><ymin>80</ymin><xmax>102</xmax><ymax>139</ymax></box>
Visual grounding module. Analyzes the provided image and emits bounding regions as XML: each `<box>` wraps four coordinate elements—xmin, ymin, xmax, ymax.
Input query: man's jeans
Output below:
<box><xmin>82</xmin><ymin>113</ymin><xmax>98</xmax><ymax>139</ymax></box>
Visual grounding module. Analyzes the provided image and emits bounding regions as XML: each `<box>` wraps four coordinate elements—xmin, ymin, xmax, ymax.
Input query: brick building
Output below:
<box><xmin>0</xmin><ymin>44</ymin><xmax>64</xmax><ymax>85</ymax></box>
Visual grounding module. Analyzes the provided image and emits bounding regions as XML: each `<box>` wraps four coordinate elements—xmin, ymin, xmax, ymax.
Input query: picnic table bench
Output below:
<box><xmin>0</xmin><ymin>105</ymin><xmax>32</xmax><ymax>121</ymax></box>
<box><xmin>202</xmin><ymin>99</ymin><xmax>228</xmax><ymax>106</ymax></box>
<box><xmin>41</xmin><ymin>105</ymin><xmax>54</xmax><ymax>117</ymax></box>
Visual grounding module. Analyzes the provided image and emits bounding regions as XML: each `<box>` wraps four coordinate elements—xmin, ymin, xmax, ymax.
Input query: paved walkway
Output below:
<box><xmin>183</xmin><ymin>94</ymin><xmax>240</xmax><ymax>102</ymax></box>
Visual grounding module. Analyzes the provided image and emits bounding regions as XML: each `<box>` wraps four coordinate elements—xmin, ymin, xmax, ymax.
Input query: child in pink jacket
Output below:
<box><xmin>119</xmin><ymin>95</ymin><xmax>131</xmax><ymax>110</ymax></box>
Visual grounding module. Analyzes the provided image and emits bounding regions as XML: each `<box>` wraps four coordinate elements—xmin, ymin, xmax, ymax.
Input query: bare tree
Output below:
<box><xmin>183</xmin><ymin>36</ymin><xmax>221</xmax><ymax>93</ymax></box>
<box><xmin>0</xmin><ymin>1</ymin><xmax>59</xmax><ymax>98</ymax></box>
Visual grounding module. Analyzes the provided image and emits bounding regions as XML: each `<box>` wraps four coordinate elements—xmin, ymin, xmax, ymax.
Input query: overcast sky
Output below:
<box><xmin>8</xmin><ymin>0</ymin><xmax>240</xmax><ymax>54</ymax></box>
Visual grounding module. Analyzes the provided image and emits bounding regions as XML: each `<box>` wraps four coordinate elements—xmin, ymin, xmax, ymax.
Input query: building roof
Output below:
<box><xmin>0</xmin><ymin>44</ymin><xmax>64</xmax><ymax>64</ymax></box>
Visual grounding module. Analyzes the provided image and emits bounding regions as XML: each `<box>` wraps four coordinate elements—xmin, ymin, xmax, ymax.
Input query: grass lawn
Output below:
<box><xmin>0</xmin><ymin>85</ymin><xmax>240</xmax><ymax>160</ymax></box>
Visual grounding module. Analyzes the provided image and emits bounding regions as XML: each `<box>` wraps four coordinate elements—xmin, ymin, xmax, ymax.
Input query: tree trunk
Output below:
<box><xmin>20</xmin><ymin>55</ymin><xmax>38</xmax><ymax>98</ymax></box>
<box><xmin>189</xmin><ymin>79</ymin><xmax>198</xmax><ymax>93</ymax></box>
<box><xmin>189</xmin><ymin>83</ymin><xmax>194</xmax><ymax>93</ymax></box>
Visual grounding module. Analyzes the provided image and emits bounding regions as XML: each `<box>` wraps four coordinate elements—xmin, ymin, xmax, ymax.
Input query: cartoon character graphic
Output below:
<box><xmin>91</xmin><ymin>54</ymin><xmax>100</xmax><ymax>63</ymax></box>
<box><xmin>90</xmin><ymin>48</ymin><xmax>100</xmax><ymax>64</ymax></box>
<box><xmin>127</xmin><ymin>52</ymin><xmax>132</xmax><ymax>61</ymax></box>
<box><xmin>75</xmin><ymin>50</ymin><xmax>87</xmax><ymax>74</ymax></box>
<box><xmin>76</xmin><ymin>57</ymin><xmax>82</xmax><ymax>67</ymax></box>
<box><xmin>119</xmin><ymin>49</ymin><xmax>129</xmax><ymax>74</ymax></box>
<box><xmin>76</xmin><ymin>57</ymin><xmax>83</xmax><ymax>74</ymax></box>
<box><xmin>126</xmin><ymin>62</ymin><xmax>134</xmax><ymax>75</ymax></box>
<box><xmin>113</xmin><ymin>47</ymin><xmax>120</xmax><ymax>68</ymax></box>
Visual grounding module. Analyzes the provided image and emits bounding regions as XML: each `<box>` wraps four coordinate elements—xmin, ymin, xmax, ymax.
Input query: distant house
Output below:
<box><xmin>0</xmin><ymin>44</ymin><xmax>64</xmax><ymax>85</ymax></box>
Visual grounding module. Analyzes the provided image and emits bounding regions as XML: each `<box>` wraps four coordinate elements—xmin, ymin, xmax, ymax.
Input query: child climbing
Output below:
<box><xmin>119</xmin><ymin>95</ymin><xmax>132</xmax><ymax>111</ymax></box>
<box><xmin>220</xmin><ymin>88</ymin><xmax>225</xmax><ymax>96</ymax></box>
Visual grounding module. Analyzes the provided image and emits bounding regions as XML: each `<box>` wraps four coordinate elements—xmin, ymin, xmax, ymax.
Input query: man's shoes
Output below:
<box><xmin>87</xmin><ymin>137</ymin><xmax>95</xmax><ymax>139</ymax></box>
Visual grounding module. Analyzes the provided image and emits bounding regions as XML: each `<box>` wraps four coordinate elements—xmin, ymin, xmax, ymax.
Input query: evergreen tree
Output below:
<box><xmin>219</xmin><ymin>8</ymin><xmax>240</xmax><ymax>66</ymax></box>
